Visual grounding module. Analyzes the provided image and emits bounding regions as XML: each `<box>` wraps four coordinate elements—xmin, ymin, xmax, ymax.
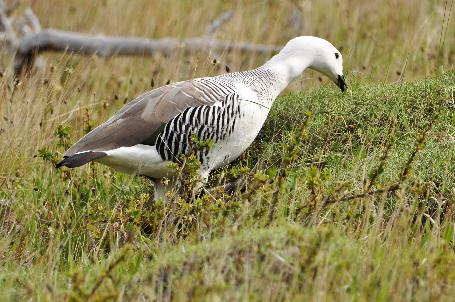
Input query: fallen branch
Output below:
<box><xmin>13</xmin><ymin>30</ymin><xmax>281</xmax><ymax>75</ymax></box>
<box><xmin>0</xmin><ymin>6</ymin><xmax>282</xmax><ymax>76</ymax></box>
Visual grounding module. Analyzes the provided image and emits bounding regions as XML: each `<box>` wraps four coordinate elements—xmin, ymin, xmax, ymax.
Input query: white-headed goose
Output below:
<box><xmin>57</xmin><ymin>36</ymin><xmax>347</xmax><ymax>199</ymax></box>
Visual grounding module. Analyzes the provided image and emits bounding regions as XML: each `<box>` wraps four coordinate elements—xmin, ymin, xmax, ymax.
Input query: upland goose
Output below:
<box><xmin>57</xmin><ymin>36</ymin><xmax>347</xmax><ymax>199</ymax></box>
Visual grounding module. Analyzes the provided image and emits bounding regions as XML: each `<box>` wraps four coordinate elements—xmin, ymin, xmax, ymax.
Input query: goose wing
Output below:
<box><xmin>62</xmin><ymin>79</ymin><xmax>231</xmax><ymax>161</ymax></box>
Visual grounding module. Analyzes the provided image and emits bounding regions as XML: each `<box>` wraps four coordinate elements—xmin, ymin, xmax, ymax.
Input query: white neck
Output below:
<box><xmin>260</xmin><ymin>51</ymin><xmax>312</xmax><ymax>97</ymax></box>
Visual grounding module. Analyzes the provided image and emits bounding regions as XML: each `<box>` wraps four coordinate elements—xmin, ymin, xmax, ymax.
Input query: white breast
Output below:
<box><xmin>205</xmin><ymin>83</ymin><xmax>270</xmax><ymax>170</ymax></box>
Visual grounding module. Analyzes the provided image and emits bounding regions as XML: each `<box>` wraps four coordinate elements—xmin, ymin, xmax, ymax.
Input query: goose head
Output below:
<box><xmin>266</xmin><ymin>36</ymin><xmax>347</xmax><ymax>92</ymax></box>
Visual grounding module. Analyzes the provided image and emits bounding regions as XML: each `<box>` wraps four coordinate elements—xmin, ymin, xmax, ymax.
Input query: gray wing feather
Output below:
<box><xmin>64</xmin><ymin>79</ymin><xmax>230</xmax><ymax>156</ymax></box>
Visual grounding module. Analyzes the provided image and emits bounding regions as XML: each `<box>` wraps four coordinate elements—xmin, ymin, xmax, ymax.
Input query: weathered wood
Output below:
<box><xmin>13</xmin><ymin>29</ymin><xmax>281</xmax><ymax>75</ymax></box>
<box><xmin>0</xmin><ymin>6</ymin><xmax>281</xmax><ymax>76</ymax></box>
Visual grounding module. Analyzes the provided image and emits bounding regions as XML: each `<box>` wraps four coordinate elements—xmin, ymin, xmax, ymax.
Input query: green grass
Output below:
<box><xmin>1</xmin><ymin>71</ymin><xmax>454</xmax><ymax>301</ymax></box>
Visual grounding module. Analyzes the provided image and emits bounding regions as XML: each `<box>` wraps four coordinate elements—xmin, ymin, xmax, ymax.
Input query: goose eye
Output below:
<box><xmin>335</xmin><ymin>53</ymin><xmax>340</xmax><ymax>59</ymax></box>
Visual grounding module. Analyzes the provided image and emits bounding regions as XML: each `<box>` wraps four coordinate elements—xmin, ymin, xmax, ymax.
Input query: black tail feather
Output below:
<box><xmin>56</xmin><ymin>151</ymin><xmax>107</xmax><ymax>168</ymax></box>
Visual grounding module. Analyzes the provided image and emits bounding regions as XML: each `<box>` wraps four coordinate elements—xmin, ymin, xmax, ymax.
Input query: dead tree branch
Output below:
<box><xmin>0</xmin><ymin>8</ymin><xmax>281</xmax><ymax>76</ymax></box>
<box><xmin>13</xmin><ymin>30</ymin><xmax>281</xmax><ymax>75</ymax></box>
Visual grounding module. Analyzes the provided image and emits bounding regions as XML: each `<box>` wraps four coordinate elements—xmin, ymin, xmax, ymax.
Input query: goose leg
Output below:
<box><xmin>144</xmin><ymin>176</ymin><xmax>173</xmax><ymax>201</ymax></box>
<box><xmin>192</xmin><ymin>170</ymin><xmax>210</xmax><ymax>198</ymax></box>
<box><xmin>153</xmin><ymin>180</ymin><xmax>166</xmax><ymax>201</ymax></box>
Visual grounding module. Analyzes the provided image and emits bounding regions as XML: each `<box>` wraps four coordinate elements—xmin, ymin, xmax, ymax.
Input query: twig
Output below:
<box><xmin>15</xmin><ymin>8</ymin><xmax>42</xmax><ymax>36</ymax></box>
<box><xmin>205</xmin><ymin>11</ymin><xmax>233</xmax><ymax>72</ymax></box>
<box><xmin>86</xmin><ymin>249</ymin><xmax>128</xmax><ymax>300</ymax></box>
<box><xmin>205</xmin><ymin>178</ymin><xmax>245</xmax><ymax>194</ymax></box>
<box><xmin>364</xmin><ymin>139</ymin><xmax>394</xmax><ymax>192</ymax></box>
<box><xmin>290</xmin><ymin>6</ymin><xmax>304</xmax><ymax>33</ymax></box>
<box><xmin>24</xmin><ymin>8</ymin><xmax>41</xmax><ymax>32</ymax></box>
<box><xmin>398</xmin><ymin>127</ymin><xmax>429</xmax><ymax>182</ymax></box>
<box><xmin>334</xmin><ymin>183</ymin><xmax>400</xmax><ymax>204</ymax></box>
<box><xmin>206</xmin><ymin>11</ymin><xmax>233</xmax><ymax>37</ymax></box>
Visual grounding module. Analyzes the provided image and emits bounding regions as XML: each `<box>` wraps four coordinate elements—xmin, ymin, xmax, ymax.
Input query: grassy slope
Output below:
<box><xmin>0</xmin><ymin>72</ymin><xmax>454</xmax><ymax>301</ymax></box>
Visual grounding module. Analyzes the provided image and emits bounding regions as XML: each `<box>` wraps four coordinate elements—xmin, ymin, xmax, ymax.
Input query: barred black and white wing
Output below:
<box><xmin>154</xmin><ymin>92</ymin><xmax>242</xmax><ymax>165</ymax></box>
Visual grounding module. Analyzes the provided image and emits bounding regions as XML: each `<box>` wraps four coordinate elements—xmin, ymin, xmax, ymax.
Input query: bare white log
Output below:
<box><xmin>13</xmin><ymin>29</ymin><xmax>281</xmax><ymax>75</ymax></box>
<box><xmin>0</xmin><ymin>7</ymin><xmax>281</xmax><ymax>76</ymax></box>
